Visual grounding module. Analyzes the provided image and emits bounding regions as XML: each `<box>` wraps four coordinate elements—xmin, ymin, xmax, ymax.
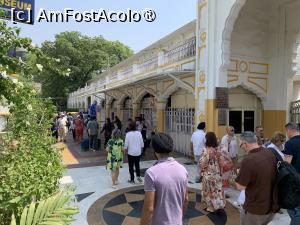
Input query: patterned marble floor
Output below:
<box><xmin>87</xmin><ymin>185</ymin><xmax>240</xmax><ymax>225</ymax></box>
<box><xmin>62</xmin><ymin>158</ymin><xmax>291</xmax><ymax>225</ymax></box>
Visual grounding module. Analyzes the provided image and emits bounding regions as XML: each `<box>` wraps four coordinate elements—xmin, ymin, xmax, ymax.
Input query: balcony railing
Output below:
<box><xmin>164</xmin><ymin>37</ymin><xmax>196</xmax><ymax>65</ymax></box>
<box><xmin>119</xmin><ymin>67</ymin><xmax>133</xmax><ymax>78</ymax></box>
<box><xmin>71</xmin><ymin>37</ymin><xmax>197</xmax><ymax>98</ymax></box>
<box><xmin>138</xmin><ymin>56</ymin><xmax>158</xmax><ymax>73</ymax></box>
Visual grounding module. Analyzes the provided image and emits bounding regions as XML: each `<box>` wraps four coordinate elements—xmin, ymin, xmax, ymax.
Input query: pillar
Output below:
<box><xmin>132</xmin><ymin>103</ymin><xmax>139</xmax><ymax>119</ymax></box>
<box><xmin>105</xmin><ymin>104</ymin><xmax>110</xmax><ymax>119</ymax></box>
<box><xmin>156</xmin><ymin>100</ymin><xmax>167</xmax><ymax>133</ymax></box>
<box><xmin>263</xmin><ymin>110</ymin><xmax>286</xmax><ymax>138</ymax></box>
<box><xmin>117</xmin><ymin>103</ymin><xmax>123</xmax><ymax>121</ymax></box>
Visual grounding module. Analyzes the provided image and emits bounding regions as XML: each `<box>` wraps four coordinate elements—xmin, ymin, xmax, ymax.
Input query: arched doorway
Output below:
<box><xmin>164</xmin><ymin>88</ymin><xmax>195</xmax><ymax>155</ymax></box>
<box><xmin>122</xmin><ymin>97</ymin><xmax>133</xmax><ymax>126</ymax></box>
<box><xmin>139</xmin><ymin>93</ymin><xmax>156</xmax><ymax>136</ymax></box>
<box><xmin>228</xmin><ymin>86</ymin><xmax>263</xmax><ymax>134</ymax></box>
<box><xmin>111</xmin><ymin>99</ymin><xmax>117</xmax><ymax>120</ymax></box>
<box><xmin>221</xmin><ymin>0</ymin><xmax>300</xmax><ymax>136</ymax></box>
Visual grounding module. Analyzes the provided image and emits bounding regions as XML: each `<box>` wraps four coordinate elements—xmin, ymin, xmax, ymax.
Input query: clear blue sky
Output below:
<box><xmin>9</xmin><ymin>0</ymin><xmax>197</xmax><ymax>53</ymax></box>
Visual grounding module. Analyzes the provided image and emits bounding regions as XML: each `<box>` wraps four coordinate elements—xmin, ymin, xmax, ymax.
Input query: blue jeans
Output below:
<box><xmin>288</xmin><ymin>205</ymin><xmax>300</xmax><ymax>225</ymax></box>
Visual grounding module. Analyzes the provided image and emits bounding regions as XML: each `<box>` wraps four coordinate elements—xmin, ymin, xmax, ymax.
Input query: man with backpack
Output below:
<box><xmin>235</xmin><ymin>131</ymin><xmax>277</xmax><ymax>225</ymax></box>
<box><xmin>284</xmin><ymin>122</ymin><xmax>300</xmax><ymax>225</ymax></box>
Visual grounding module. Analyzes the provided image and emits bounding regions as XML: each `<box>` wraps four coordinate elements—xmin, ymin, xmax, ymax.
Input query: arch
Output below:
<box><xmin>118</xmin><ymin>95</ymin><xmax>132</xmax><ymax>108</ymax></box>
<box><xmin>228</xmin><ymin>81</ymin><xmax>266</xmax><ymax>103</ymax></box>
<box><xmin>161</xmin><ymin>83</ymin><xmax>193</xmax><ymax>99</ymax></box>
<box><xmin>220</xmin><ymin>0</ymin><xmax>247</xmax><ymax>71</ymax></box>
<box><xmin>106</xmin><ymin>96</ymin><xmax>115</xmax><ymax>106</ymax></box>
<box><xmin>133</xmin><ymin>89</ymin><xmax>158</xmax><ymax>104</ymax></box>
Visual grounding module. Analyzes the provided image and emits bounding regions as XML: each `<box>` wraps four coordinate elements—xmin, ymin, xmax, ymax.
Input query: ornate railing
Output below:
<box><xmin>138</xmin><ymin>56</ymin><xmax>158</xmax><ymax>73</ymax></box>
<box><xmin>119</xmin><ymin>67</ymin><xmax>133</xmax><ymax>78</ymax></box>
<box><xmin>164</xmin><ymin>37</ymin><xmax>196</xmax><ymax>65</ymax></box>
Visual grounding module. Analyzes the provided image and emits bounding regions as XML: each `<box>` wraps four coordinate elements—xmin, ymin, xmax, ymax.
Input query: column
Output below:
<box><xmin>117</xmin><ymin>103</ymin><xmax>123</xmax><ymax>121</ymax></box>
<box><xmin>156</xmin><ymin>100</ymin><xmax>167</xmax><ymax>133</ymax></box>
<box><xmin>132</xmin><ymin>103</ymin><xmax>139</xmax><ymax>119</ymax></box>
<box><xmin>195</xmin><ymin>0</ymin><xmax>223</xmax><ymax>136</ymax></box>
<box><xmin>105</xmin><ymin>104</ymin><xmax>110</xmax><ymax>119</ymax></box>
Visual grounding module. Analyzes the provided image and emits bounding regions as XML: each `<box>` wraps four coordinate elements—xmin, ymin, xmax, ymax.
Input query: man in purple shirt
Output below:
<box><xmin>140</xmin><ymin>133</ymin><xmax>189</xmax><ymax>225</ymax></box>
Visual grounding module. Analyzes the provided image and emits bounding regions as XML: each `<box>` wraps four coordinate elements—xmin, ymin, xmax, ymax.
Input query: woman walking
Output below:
<box><xmin>200</xmin><ymin>132</ymin><xmax>226</xmax><ymax>212</ymax></box>
<box><xmin>106</xmin><ymin>129</ymin><xmax>124</xmax><ymax>188</ymax></box>
<box><xmin>74</xmin><ymin>115</ymin><xmax>84</xmax><ymax>143</ymax></box>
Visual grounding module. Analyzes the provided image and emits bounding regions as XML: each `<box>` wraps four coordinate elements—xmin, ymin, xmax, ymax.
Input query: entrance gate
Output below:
<box><xmin>140</xmin><ymin>108</ymin><xmax>157</xmax><ymax>137</ymax></box>
<box><xmin>291</xmin><ymin>100</ymin><xmax>300</xmax><ymax>123</ymax></box>
<box><xmin>165</xmin><ymin>108</ymin><xmax>195</xmax><ymax>155</ymax></box>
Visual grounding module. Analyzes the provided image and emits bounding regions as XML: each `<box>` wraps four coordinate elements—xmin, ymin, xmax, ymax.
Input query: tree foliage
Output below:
<box><xmin>0</xmin><ymin>20</ymin><xmax>65</xmax><ymax>225</ymax></box>
<box><xmin>31</xmin><ymin>31</ymin><xmax>133</xmax><ymax>108</ymax></box>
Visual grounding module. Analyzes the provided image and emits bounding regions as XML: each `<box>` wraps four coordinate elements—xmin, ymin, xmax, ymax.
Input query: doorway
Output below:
<box><xmin>229</xmin><ymin>110</ymin><xmax>255</xmax><ymax>134</ymax></box>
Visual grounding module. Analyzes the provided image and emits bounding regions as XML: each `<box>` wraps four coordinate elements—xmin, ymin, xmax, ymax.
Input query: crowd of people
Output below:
<box><xmin>51</xmin><ymin>112</ymin><xmax>300</xmax><ymax>225</ymax></box>
<box><xmin>140</xmin><ymin>122</ymin><xmax>300</xmax><ymax>225</ymax></box>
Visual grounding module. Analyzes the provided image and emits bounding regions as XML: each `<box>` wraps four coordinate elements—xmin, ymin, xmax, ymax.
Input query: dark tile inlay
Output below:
<box><xmin>136</xmin><ymin>168</ymin><xmax>148</xmax><ymax>177</ymax></box>
<box><xmin>75</xmin><ymin>192</ymin><xmax>94</xmax><ymax>202</ymax></box>
<box><xmin>104</xmin><ymin>193</ymin><xmax>127</xmax><ymax>209</ymax></box>
<box><xmin>128</xmin><ymin>189</ymin><xmax>145</xmax><ymax>195</ymax></box>
<box><xmin>87</xmin><ymin>185</ymin><xmax>239</xmax><ymax>225</ymax></box>
<box><xmin>183</xmin><ymin>201</ymin><xmax>203</xmax><ymax>220</ymax></box>
<box><xmin>196</xmin><ymin>192</ymin><xmax>202</xmax><ymax>203</ymax></box>
<box><xmin>102</xmin><ymin>210</ymin><xmax>125</xmax><ymax>225</ymax></box>
<box><xmin>207</xmin><ymin>209</ymin><xmax>227</xmax><ymax>225</ymax></box>
<box><xmin>128</xmin><ymin>200</ymin><xmax>144</xmax><ymax>218</ymax></box>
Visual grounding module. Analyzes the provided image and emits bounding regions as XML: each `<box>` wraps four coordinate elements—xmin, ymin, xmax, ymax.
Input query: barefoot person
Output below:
<box><xmin>106</xmin><ymin>129</ymin><xmax>124</xmax><ymax>188</ymax></box>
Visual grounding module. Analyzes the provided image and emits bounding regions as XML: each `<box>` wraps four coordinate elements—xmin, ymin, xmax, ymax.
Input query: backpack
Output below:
<box><xmin>269</xmin><ymin>148</ymin><xmax>300</xmax><ymax>210</ymax></box>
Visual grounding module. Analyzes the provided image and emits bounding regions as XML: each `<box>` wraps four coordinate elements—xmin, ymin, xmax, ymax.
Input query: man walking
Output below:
<box><xmin>236</xmin><ymin>131</ymin><xmax>277</xmax><ymax>225</ymax></box>
<box><xmin>87</xmin><ymin>116</ymin><xmax>98</xmax><ymax>151</ymax></box>
<box><xmin>284</xmin><ymin>122</ymin><xmax>300</xmax><ymax>225</ymax></box>
<box><xmin>124</xmin><ymin>121</ymin><xmax>144</xmax><ymax>183</ymax></box>
<box><xmin>190</xmin><ymin>122</ymin><xmax>206</xmax><ymax>183</ymax></box>
<box><xmin>140</xmin><ymin>133</ymin><xmax>189</xmax><ymax>225</ymax></box>
<box><xmin>221</xmin><ymin>126</ymin><xmax>238</xmax><ymax>174</ymax></box>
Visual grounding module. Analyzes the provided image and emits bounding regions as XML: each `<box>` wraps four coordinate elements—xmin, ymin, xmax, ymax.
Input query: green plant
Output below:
<box><xmin>0</xmin><ymin>20</ymin><xmax>65</xmax><ymax>224</ymax></box>
<box><xmin>10</xmin><ymin>189</ymin><xmax>78</xmax><ymax>225</ymax></box>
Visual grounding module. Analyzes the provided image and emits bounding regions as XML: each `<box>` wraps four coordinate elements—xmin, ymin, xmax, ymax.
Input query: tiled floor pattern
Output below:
<box><xmin>60</xmin><ymin>131</ymin><xmax>157</xmax><ymax>168</ymax></box>
<box><xmin>64</xmin><ymin>158</ymin><xmax>291</xmax><ymax>225</ymax></box>
<box><xmin>87</xmin><ymin>185</ymin><xmax>240</xmax><ymax>225</ymax></box>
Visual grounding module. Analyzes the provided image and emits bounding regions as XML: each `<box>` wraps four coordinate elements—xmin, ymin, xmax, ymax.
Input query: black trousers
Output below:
<box><xmin>128</xmin><ymin>155</ymin><xmax>140</xmax><ymax>181</ymax></box>
<box><xmin>89</xmin><ymin>135</ymin><xmax>97</xmax><ymax>149</ymax></box>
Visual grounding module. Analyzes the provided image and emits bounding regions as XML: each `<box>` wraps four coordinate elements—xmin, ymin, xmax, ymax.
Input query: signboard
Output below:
<box><xmin>0</xmin><ymin>0</ymin><xmax>35</xmax><ymax>24</ymax></box>
<box><xmin>216</xmin><ymin>87</ymin><xmax>229</xmax><ymax>109</ymax></box>
<box><xmin>218</xmin><ymin>109</ymin><xmax>227</xmax><ymax>126</ymax></box>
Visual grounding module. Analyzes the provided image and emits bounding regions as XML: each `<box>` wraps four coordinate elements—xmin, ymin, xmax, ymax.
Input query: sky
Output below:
<box><xmin>8</xmin><ymin>0</ymin><xmax>197</xmax><ymax>53</ymax></box>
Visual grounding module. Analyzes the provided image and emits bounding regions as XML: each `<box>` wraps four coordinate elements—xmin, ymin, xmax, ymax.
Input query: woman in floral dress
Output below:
<box><xmin>106</xmin><ymin>129</ymin><xmax>124</xmax><ymax>188</ymax></box>
<box><xmin>200</xmin><ymin>132</ymin><xmax>226</xmax><ymax>212</ymax></box>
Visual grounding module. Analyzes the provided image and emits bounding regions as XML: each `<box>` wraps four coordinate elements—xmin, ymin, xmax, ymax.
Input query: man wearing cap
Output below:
<box><xmin>140</xmin><ymin>133</ymin><xmax>189</xmax><ymax>225</ymax></box>
<box><xmin>190</xmin><ymin>122</ymin><xmax>206</xmax><ymax>183</ymax></box>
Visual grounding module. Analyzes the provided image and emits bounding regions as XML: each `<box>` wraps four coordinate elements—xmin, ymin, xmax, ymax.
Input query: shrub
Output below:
<box><xmin>0</xmin><ymin>20</ymin><xmax>65</xmax><ymax>225</ymax></box>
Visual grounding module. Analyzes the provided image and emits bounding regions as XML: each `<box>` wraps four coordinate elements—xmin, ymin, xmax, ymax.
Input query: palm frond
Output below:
<box><xmin>10</xmin><ymin>190</ymin><xmax>78</xmax><ymax>225</ymax></box>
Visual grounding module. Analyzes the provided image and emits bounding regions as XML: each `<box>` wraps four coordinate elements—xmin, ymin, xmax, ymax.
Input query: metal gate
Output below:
<box><xmin>165</xmin><ymin>108</ymin><xmax>195</xmax><ymax>155</ymax></box>
<box><xmin>291</xmin><ymin>100</ymin><xmax>300</xmax><ymax>123</ymax></box>
<box><xmin>140</xmin><ymin>108</ymin><xmax>157</xmax><ymax>137</ymax></box>
<box><xmin>122</xmin><ymin>109</ymin><xmax>133</xmax><ymax>126</ymax></box>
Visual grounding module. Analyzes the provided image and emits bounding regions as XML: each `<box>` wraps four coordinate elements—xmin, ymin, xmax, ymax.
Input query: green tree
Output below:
<box><xmin>0</xmin><ymin>20</ymin><xmax>65</xmax><ymax>224</ymax></box>
<box><xmin>32</xmin><ymin>31</ymin><xmax>133</xmax><ymax>108</ymax></box>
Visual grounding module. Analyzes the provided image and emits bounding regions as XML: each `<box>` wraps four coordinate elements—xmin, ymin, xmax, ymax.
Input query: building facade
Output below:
<box><xmin>68</xmin><ymin>0</ymin><xmax>300</xmax><ymax>154</ymax></box>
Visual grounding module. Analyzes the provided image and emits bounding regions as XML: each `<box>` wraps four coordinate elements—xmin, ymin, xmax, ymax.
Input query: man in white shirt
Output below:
<box><xmin>124</xmin><ymin>121</ymin><xmax>144</xmax><ymax>183</ymax></box>
<box><xmin>221</xmin><ymin>126</ymin><xmax>238</xmax><ymax>174</ymax></box>
<box><xmin>190</xmin><ymin>122</ymin><xmax>206</xmax><ymax>183</ymax></box>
